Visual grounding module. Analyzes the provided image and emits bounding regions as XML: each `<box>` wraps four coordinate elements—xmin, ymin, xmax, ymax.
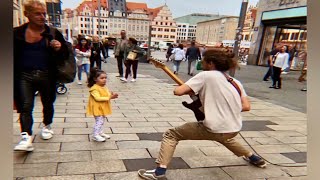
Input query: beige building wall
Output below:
<box><xmin>151</xmin><ymin>5</ymin><xmax>177</xmax><ymax>44</ymax></box>
<box><xmin>196</xmin><ymin>17</ymin><xmax>238</xmax><ymax>45</ymax></box>
<box><xmin>127</xmin><ymin>9</ymin><xmax>150</xmax><ymax>42</ymax></box>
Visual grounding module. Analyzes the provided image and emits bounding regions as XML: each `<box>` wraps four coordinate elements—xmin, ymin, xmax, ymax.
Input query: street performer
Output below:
<box><xmin>138</xmin><ymin>49</ymin><xmax>266</xmax><ymax>180</ymax></box>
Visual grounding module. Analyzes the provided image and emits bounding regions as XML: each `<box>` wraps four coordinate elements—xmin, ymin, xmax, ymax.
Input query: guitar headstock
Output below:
<box><xmin>149</xmin><ymin>57</ymin><xmax>166</xmax><ymax>69</ymax></box>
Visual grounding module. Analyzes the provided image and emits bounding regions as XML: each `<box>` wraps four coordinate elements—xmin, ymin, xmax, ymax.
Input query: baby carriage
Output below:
<box><xmin>34</xmin><ymin>82</ymin><xmax>68</xmax><ymax>96</ymax></box>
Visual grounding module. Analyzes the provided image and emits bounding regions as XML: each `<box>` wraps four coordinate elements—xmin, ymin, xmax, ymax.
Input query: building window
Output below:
<box><xmin>281</xmin><ymin>33</ymin><xmax>289</xmax><ymax>40</ymax></box>
<box><xmin>170</xmin><ymin>35</ymin><xmax>175</xmax><ymax>39</ymax></box>
<box><xmin>81</xmin><ymin>17</ymin><xmax>83</xmax><ymax>21</ymax></box>
<box><xmin>81</xmin><ymin>24</ymin><xmax>83</xmax><ymax>27</ymax></box>
<box><xmin>166</xmin><ymin>17</ymin><xmax>168</xmax><ymax>20</ymax></box>
<box><xmin>164</xmin><ymin>28</ymin><xmax>169</xmax><ymax>32</ymax></box>
<box><xmin>158</xmin><ymin>28</ymin><xmax>163</xmax><ymax>31</ymax></box>
<box><xmin>81</xmin><ymin>30</ymin><xmax>83</xmax><ymax>33</ymax></box>
<box><xmin>300</xmin><ymin>32</ymin><xmax>307</xmax><ymax>40</ymax></box>
<box><xmin>160</xmin><ymin>22</ymin><xmax>163</xmax><ymax>25</ymax></box>
<box><xmin>290</xmin><ymin>33</ymin><xmax>299</xmax><ymax>40</ymax></box>
<box><xmin>158</xmin><ymin>35</ymin><xmax>163</xmax><ymax>38</ymax></box>
<box><xmin>170</xmin><ymin>29</ymin><xmax>175</xmax><ymax>32</ymax></box>
<box><xmin>151</xmin><ymin>34</ymin><xmax>156</xmax><ymax>37</ymax></box>
<box><xmin>164</xmin><ymin>35</ymin><xmax>169</xmax><ymax>38</ymax></box>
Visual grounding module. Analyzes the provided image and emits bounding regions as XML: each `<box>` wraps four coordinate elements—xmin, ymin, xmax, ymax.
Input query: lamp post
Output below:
<box><xmin>230</xmin><ymin>0</ymin><xmax>248</xmax><ymax>77</ymax></box>
<box><xmin>98</xmin><ymin>0</ymin><xmax>101</xmax><ymax>38</ymax></box>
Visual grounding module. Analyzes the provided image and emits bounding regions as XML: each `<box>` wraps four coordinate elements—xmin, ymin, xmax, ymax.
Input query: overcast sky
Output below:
<box><xmin>61</xmin><ymin>0</ymin><xmax>259</xmax><ymax>18</ymax></box>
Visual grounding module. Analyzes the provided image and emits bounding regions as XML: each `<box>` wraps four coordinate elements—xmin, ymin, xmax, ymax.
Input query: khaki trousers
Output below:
<box><xmin>155</xmin><ymin>122</ymin><xmax>251</xmax><ymax>166</ymax></box>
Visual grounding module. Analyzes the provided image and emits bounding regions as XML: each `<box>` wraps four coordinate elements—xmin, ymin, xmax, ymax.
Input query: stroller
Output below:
<box><xmin>34</xmin><ymin>82</ymin><xmax>67</xmax><ymax>96</ymax></box>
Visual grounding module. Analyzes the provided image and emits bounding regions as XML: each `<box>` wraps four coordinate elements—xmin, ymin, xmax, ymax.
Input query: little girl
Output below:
<box><xmin>86</xmin><ymin>68</ymin><xmax>118</xmax><ymax>142</ymax></box>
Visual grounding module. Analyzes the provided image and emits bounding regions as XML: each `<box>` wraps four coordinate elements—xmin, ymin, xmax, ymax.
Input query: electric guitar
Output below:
<box><xmin>149</xmin><ymin>57</ymin><xmax>205</xmax><ymax>121</ymax></box>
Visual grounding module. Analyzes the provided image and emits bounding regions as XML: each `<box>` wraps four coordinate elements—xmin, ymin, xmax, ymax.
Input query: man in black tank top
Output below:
<box><xmin>13</xmin><ymin>1</ymin><xmax>68</xmax><ymax>152</ymax></box>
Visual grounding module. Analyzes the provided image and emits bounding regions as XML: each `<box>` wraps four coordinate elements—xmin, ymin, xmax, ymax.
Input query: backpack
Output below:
<box><xmin>49</xmin><ymin>27</ymin><xmax>76</xmax><ymax>83</ymax></box>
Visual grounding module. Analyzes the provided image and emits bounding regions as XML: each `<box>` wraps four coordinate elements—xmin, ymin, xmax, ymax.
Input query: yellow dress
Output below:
<box><xmin>86</xmin><ymin>84</ymin><xmax>112</xmax><ymax>116</ymax></box>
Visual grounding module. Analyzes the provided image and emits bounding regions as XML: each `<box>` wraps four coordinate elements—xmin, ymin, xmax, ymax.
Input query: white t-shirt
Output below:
<box><xmin>185</xmin><ymin>71</ymin><xmax>247</xmax><ymax>133</ymax></box>
<box><xmin>273</xmin><ymin>52</ymin><xmax>289</xmax><ymax>70</ymax></box>
<box><xmin>172</xmin><ymin>48</ymin><xmax>185</xmax><ymax>61</ymax></box>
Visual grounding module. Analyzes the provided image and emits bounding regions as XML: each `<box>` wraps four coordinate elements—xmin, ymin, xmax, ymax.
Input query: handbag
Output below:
<box><xmin>169</xmin><ymin>53</ymin><xmax>175</xmax><ymax>60</ymax></box>
<box><xmin>127</xmin><ymin>51</ymin><xmax>138</xmax><ymax>60</ymax></box>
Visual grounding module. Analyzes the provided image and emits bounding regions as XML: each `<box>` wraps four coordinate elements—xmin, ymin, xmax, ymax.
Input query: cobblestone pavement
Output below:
<box><xmin>13</xmin><ymin>54</ymin><xmax>307</xmax><ymax>179</ymax></box>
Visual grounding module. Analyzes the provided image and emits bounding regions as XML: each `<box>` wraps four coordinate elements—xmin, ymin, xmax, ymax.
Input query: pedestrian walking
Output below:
<box><xmin>269</xmin><ymin>45</ymin><xmax>290</xmax><ymax>89</ymax></box>
<box><xmin>263</xmin><ymin>44</ymin><xmax>280</xmax><ymax>81</ymax></box>
<box><xmin>138</xmin><ymin>49</ymin><xmax>266</xmax><ymax>180</ymax></box>
<box><xmin>103</xmin><ymin>39</ymin><xmax>110</xmax><ymax>59</ymax></box>
<box><xmin>171</xmin><ymin>43</ymin><xmax>185</xmax><ymax>75</ymax></box>
<box><xmin>121</xmin><ymin>38</ymin><xmax>144</xmax><ymax>82</ymax></box>
<box><xmin>185</xmin><ymin>41</ymin><xmax>201</xmax><ymax>76</ymax></box>
<box><xmin>166</xmin><ymin>44</ymin><xmax>173</xmax><ymax>62</ymax></box>
<box><xmin>86</xmin><ymin>68</ymin><xmax>119</xmax><ymax>142</ymax></box>
<box><xmin>75</xmin><ymin>37</ymin><xmax>91</xmax><ymax>85</ymax></box>
<box><xmin>298</xmin><ymin>50</ymin><xmax>307</xmax><ymax>91</ymax></box>
<box><xmin>114</xmin><ymin>30</ymin><xmax>128</xmax><ymax>77</ymax></box>
<box><xmin>14</xmin><ymin>0</ymin><xmax>69</xmax><ymax>151</ymax></box>
<box><xmin>90</xmin><ymin>36</ymin><xmax>106</xmax><ymax>70</ymax></box>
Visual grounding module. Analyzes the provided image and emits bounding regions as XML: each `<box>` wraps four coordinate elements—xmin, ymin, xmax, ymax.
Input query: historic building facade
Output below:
<box><xmin>126</xmin><ymin>2</ymin><xmax>150</xmax><ymax>42</ymax></box>
<box><xmin>148</xmin><ymin>5</ymin><xmax>177</xmax><ymax>45</ymax></box>
<box><xmin>174</xmin><ymin>13</ymin><xmax>222</xmax><ymax>43</ymax></box>
<box><xmin>196</xmin><ymin>16</ymin><xmax>239</xmax><ymax>45</ymax></box>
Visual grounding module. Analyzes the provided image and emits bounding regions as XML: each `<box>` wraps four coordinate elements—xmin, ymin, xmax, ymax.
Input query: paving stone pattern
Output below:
<box><xmin>13</xmin><ymin>73</ymin><xmax>307</xmax><ymax>179</ymax></box>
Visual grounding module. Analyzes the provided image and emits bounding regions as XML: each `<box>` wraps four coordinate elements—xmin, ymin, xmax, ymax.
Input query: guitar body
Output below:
<box><xmin>149</xmin><ymin>58</ymin><xmax>205</xmax><ymax>121</ymax></box>
<box><xmin>182</xmin><ymin>96</ymin><xmax>205</xmax><ymax>121</ymax></box>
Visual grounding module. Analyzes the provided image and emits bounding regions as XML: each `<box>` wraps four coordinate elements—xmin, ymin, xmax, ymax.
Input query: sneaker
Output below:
<box><xmin>120</xmin><ymin>77</ymin><xmax>127</xmax><ymax>82</ymax></box>
<box><xmin>243</xmin><ymin>154</ymin><xmax>267</xmax><ymax>168</ymax></box>
<box><xmin>41</xmin><ymin>125</ymin><xmax>54</xmax><ymax>140</ymax></box>
<box><xmin>131</xmin><ymin>78</ymin><xmax>136</xmax><ymax>82</ymax></box>
<box><xmin>138</xmin><ymin>169</ymin><xmax>167</xmax><ymax>180</ymax></box>
<box><xmin>77</xmin><ymin>81</ymin><xmax>82</xmax><ymax>85</ymax></box>
<box><xmin>281</xmin><ymin>71</ymin><xmax>288</xmax><ymax>75</ymax></box>
<box><xmin>14</xmin><ymin>132</ymin><xmax>34</xmax><ymax>152</ymax></box>
<box><xmin>269</xmin><ymin>85</ymin><xmax>275</xmax><ymax>88</ymax></box>
<box><xmin>100</xmin><ymin>133</ymin><xmax>111</xmax><ymax>139</ymax></box>
<box><xmin>301</xmin><ymin>88</ymin><xmax>307</xmax><ymax>91</ymax></box>
<box><xmin>92</xmin><ymin>135</ymin><xmax>106</xmax><ymax>142</ymax></box>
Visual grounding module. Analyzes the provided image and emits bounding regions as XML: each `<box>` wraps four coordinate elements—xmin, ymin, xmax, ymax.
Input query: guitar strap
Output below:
<box><xmin>222</xmin><ymin>72</ymin><xmax>242</xmax><ymax>97</ymax></box>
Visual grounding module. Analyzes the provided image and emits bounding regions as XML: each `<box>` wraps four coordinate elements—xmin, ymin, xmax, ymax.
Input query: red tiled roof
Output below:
<box><xmin>76</xmin><ymin>0</ymin><xmax>108</xmax><ymax>13</ymax></box>
<box><xmin>147</xmin><ymin>6</ymin><xmax>163</xmax><ymax>20</ymax></box>
<box><xmin>127</xmin><ymin>2</ymin><xmax>148</xmax><ymax>12</ymax></box>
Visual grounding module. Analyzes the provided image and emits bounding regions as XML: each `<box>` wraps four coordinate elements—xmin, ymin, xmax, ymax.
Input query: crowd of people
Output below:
<box><xmin>13</xmin><ymin>1</ymin><xmax>307</xmax><ymax>180</ymax></box>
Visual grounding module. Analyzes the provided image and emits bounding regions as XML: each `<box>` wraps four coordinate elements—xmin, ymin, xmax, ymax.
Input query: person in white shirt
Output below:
<box><xmin>75</xmin><ymin>37</ymin><xmax>91</xmax><ymax>85</ymax></box>
<box><xmin>171</xmin><ymin>43</ymin><xmax>185</xmax><ymax>75</ymax></box>
<box><xmin>270</xmin><ymin>45</ymin><xmax>289</xmax><ymax>89</ymax></box>
<box><xmin>138</xmin><ymin>49</ymin><xmax>266</xmax><ymax>180</ymax></box>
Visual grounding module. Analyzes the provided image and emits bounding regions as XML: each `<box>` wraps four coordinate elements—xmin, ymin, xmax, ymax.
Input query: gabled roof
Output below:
<box><xmin>147</xmin><ymin>6</ymin><xmax>163</xmax><ymax>20</ymax></box>
<box><xmin>76</xmin><ymin>0</ymin><xmax>108</xmax><ymax>13</ymax></box>
<box><xmin>127</xmin><ymin>2</ymin><xmax>148</xmax><ymax>12</ymax></box>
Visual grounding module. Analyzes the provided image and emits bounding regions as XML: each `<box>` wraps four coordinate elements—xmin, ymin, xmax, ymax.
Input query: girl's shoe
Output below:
<box><xmin>120</xmin><ymin>77</ymin><xmax>127</xmax><ymax>82</ymax></box>
<box><xmin>92</xmin><ymin>135</ymin><xmax>106</xmax><ymax>142</ymax></box>
<box><xmin>100</xmin><ymin>133</ymin><xmax>111</xmax><ymax>139</ymax></box>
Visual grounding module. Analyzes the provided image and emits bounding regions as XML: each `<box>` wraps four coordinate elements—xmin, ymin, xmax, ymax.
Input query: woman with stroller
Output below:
<box><xmin>75</xmin><ymin>37</ymin><xmax>91</xmax><ymax>85</ymax></box>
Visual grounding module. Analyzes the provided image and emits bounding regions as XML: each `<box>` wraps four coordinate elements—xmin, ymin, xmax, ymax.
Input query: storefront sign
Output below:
<box><xmin>279</xmin><ymin>0</ymin><xmax>299</xmax><ymax>6</ymax></box>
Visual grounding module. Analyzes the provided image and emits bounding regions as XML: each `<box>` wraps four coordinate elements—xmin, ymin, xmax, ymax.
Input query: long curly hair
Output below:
<box><xmin>87</xmin><ymin>67</ymin><xmax>106</xmax><ymax>88</ymax></box>
<box><xmin>203</xmin><ymin>48</ymin><xmax>237</xmax><ymax>72</ymax></box>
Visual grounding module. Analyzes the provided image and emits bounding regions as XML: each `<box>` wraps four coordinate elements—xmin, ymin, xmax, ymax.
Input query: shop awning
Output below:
<box><xmin>262</xmin><ymin>6</ymin><xmax>307</xmax><ymax>21</ymax></box>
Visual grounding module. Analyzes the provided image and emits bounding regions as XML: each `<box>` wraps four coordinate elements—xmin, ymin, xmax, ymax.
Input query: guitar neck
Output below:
<box><xmin>161</xmin><ymin>66</ymin><xmax>185</xmax><ymax>85</ymax></box>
